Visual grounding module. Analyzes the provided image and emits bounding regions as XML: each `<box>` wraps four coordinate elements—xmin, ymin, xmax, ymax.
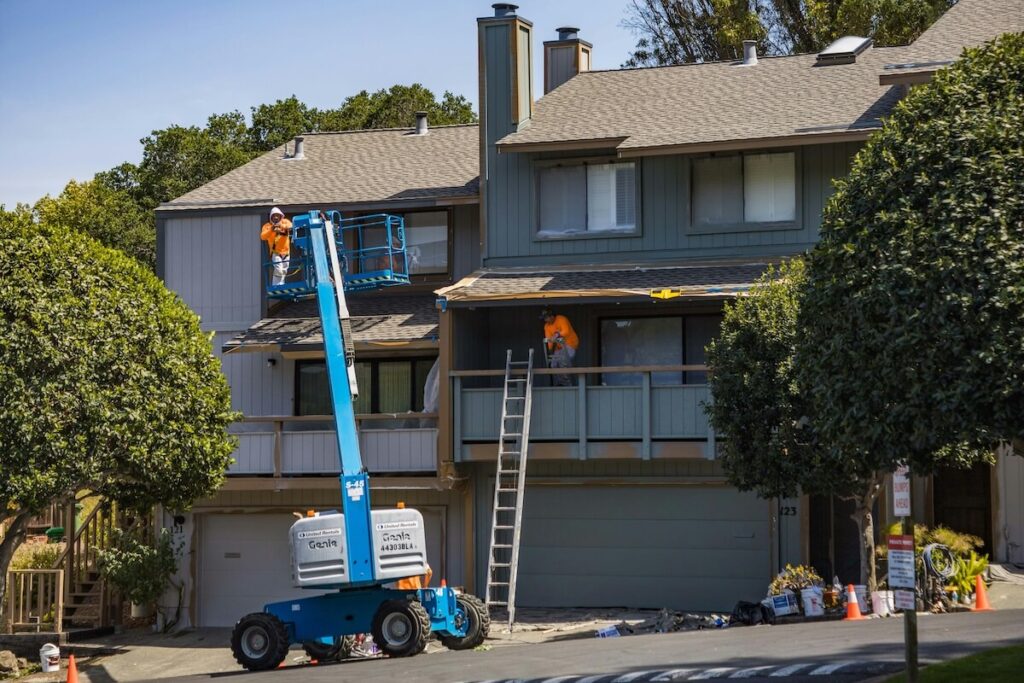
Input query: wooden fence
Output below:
<box><xmin>5</xmin><ymin>569</ymin><xmax>64</xmax><ymax>633</ymax></box>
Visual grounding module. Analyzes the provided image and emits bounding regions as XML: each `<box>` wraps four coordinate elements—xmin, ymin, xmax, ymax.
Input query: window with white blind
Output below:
<box><xmin>692</xmin><ymin>151</ymin><xmax>796</xmax><ymax>228</ymax></box>
<box><xmin>537</xmin><ymin>161</ymin><xmax>638</xmax><ymax>237</ymax></box>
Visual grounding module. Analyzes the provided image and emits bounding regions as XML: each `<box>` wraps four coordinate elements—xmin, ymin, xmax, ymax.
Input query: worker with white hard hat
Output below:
<box><xmin>261</xmin><ymin>207</ymin><xmax>293</xmax><ymax>285</ymax></box>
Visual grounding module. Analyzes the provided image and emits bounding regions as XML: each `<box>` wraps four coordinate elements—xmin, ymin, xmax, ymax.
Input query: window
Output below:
<box><xmin>403</xmin><ymin>211</ymin><xmax>448</xmax><ymax>275</ymax></box>
<box><xmin>537</xmin><ymin>161</ymin><xmax>637</xmax><ymax>236</ymax></box>
<box><xmin>599</xmin><ymin>315</ymin><xmax>722</xmax><ymax>386</ymax></box>
<box><xmin>692</xmin><ymin>151</ymin><xmax>796</xmax><ymax>227</ymax></box>
<box><xmin>350</xmin><ymin>210</ymin><xmax>449</xmax><ymax>276</ymax></box>
<box><xmin>296</xmin><ymin>358</ymin><xmax>437</xmax><ymax>415</ymax></box>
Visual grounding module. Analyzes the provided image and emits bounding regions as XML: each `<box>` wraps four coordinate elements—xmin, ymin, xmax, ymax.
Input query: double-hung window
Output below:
<box><xmin>537</xmin><ymin>161</ymin><xmax>638</xmax><ymax>237</ymax></box>
<box><xmin>692</xmin><ymin>151</ymin><xmax>796</xmax><ymax>228</ymax></box>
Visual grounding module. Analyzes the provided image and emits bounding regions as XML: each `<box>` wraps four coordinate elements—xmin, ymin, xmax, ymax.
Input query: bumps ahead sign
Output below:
<box><xmin>893</xmin><ymin>465</ymin><xmax>911</xmax><ymax>517</ymax></box>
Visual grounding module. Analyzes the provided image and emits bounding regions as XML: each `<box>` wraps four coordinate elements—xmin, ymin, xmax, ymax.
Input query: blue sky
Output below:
<box><xmin>0</xmin><ymin>1</ymin><xmax>638</xmax><ymax>208</ymax></box>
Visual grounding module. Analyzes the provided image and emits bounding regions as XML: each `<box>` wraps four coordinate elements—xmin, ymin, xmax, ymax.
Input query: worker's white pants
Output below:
<box><xmin>271</xmin><ymin>253</ymin><xmax>289</xmax><ymax>285</ymax></box>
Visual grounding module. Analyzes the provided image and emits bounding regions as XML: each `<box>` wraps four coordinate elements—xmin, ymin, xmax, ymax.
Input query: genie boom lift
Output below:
<box><xmin>230</xmin><ymin>211</ymin><xmax>489</xmax><ymax>670</ymax></box>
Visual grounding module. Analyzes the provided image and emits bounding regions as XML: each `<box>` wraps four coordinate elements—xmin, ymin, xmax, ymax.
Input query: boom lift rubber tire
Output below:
<box><xmin>371</xmin><ymin>599</ymin><xmax>430</xmax><ymax>658</ymax></box>
<box><xmin>231</xmin><ymin>612</ymin><xmax>290</xmax><ymax>671</ymax></box>
<box><xmin>302</xmin><ymin>635</ymin><xmax>356</xmax><ymax>662</ymax></box>
<box><xmin>440</xmin><ymin>594</ymin><xmax>491</xmax><ymax>650</ymax></box>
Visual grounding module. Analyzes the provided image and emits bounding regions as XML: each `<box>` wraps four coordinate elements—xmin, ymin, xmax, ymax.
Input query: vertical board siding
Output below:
<box><xmin>279</xmin><ymin>429</ymin><xmax>437</xmax><ymax>474</ymax></box>
<box><xmin>164</xmin><ymin>213</ymin><xmax>264</xmax><ymax>329</ymax></box>
<box><xmin>999</xmin><ymin>451</ymin><xmax>1024</xmax><ymax>563</ymax></box>
<box><xmin>213</xmin><ymin>333</ymin><xmax>294</xmax><ymax>416</ymax></box>
<box><xmin>651</xmin><ymin>386</ymin><xmax>710</xmax><ymax>439</ymax></box>
<box><xmin>451</xmin><ymin>204</ymin><xmax>481</xmax><ymax>281</ymax></box>
<box><xmin>484</xmin><ymin>142</ymin><xmax>862</xmax><ymax>265</ymax></box>
<box><xmin>228</xmin><ymin>433</ymin><xmax>275</xmax><ymax>474</ymax></box>
<box><xmin>587</xmin><ymin>386</ymin><xmax>642</xmax><ymax>439</ymax></box>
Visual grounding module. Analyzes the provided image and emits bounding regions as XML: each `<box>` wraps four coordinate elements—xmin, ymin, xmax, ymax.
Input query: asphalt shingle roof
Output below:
<box><xmin>161</xmin><ymin>124</ymin><xmax>479</xmax><ymax>211</ymax></box>
<box><xmin>497</xmin><ymin>0</ymin><xmax>1023</xmax><ymax>153</ymax></box>
<box><xmin>436</xmin><ymin>262</ymin><xmax>770</xmax><ymax>304</ymax></box>
<box><xmin>223</xmin><ymin>294</ymin><xmax>438</xmax><ymax>352</ymax></box>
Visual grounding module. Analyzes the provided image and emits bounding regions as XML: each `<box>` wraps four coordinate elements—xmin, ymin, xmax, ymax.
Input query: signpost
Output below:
<box><xmin>893</xmin><ymin>466</ymin><xmax>918</xmax><ymax>683</ymax></box>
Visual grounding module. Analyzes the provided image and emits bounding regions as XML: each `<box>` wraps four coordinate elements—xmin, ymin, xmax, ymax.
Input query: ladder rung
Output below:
<box><xmin>492</xmin><ymin>544</ymin><xmax>512</xmax><ymax>548</ymax></box>
<box><xmin>488</xmin><ymin>581</ymin><xmax>509</xmax><ymax>586</ymax></box>
<box><xmin>494</xmin><ymin>524</ymin><xmax>514</xmax><ymax>529</ymax></box>
<box><xmin>497</xmin><ymin>488</ymin><xmax>517</xmax><ymax>492</ymax></box>
<box><xmin>503</xmin><ymin>432</ymin><xmax>522</xmax><ymax>437</ymax></box>
<box><xmin>491</xmin><ymin>562</ymin><xmax>511</xmax><ymax>568</ymax></box>
<box><xmin>496</xmin><ymin>506</ymin><xmax>515</xmax><ymax>511</ymax></box>
<box><xmin>488</xmin><ymin>600</ymin><xmax>509</xmax><ymax>605</ymax></box>
<box><xmin>505</xmin><ymin>396</ymin><xmax>525</xmax><ymax>401</ymax></box>
<box><xmin>506</xmin><ymin>379</ymin><xmax>526</xmax><ymax>383</ymax></box>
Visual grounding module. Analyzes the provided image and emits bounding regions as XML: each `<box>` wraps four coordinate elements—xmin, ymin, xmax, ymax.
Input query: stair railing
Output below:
<box><xmin>52</xmin><ymin>499</ymin><xmax>119</xmax><ymax>628</ymax></box>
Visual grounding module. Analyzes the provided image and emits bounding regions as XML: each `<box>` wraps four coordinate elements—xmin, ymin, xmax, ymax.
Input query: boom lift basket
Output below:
<box><xmin>264</xmin><ymin>211</ymin><xmax>411</xmax><ymax>300</ymax></box>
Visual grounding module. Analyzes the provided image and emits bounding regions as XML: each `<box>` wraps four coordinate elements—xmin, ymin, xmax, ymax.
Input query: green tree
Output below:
<box><xmin>34</xmin><ymin>180</ymin><xmax>156</xmax><ymax>269</ymax></box>
<box><xmin>623</xmin><ymin>0</ymin><xmax>954</xmax><ymax>66</ymax></box>
<box><xmin>798</xmin><ymin>32</ymin><xmax>1024</xmax><ymax>557</ymax></box>
<box><xmin>706</xmin><ymin>260</ymin><xmax>886</xmax><ymax>588</ymax></box>
<box><xmin>0</xmin><ymin>212</ymin><xmax>237</xmax><ymax>605</ymax></box>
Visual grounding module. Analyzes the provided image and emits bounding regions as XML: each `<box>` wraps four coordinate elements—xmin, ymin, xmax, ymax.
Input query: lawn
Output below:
<box><xmin>886</xmin><ymin>645</ymin><xmax>1024</xmax><ymax>682</ymax></box>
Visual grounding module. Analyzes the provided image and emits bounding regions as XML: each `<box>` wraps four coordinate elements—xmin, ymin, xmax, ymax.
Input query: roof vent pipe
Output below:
<box><xmin>492</xmin><ymin>3</ymin><xmax>518</xmax><ymax>17</ymax></box>
<box><xmin>742</xmin><ymin>40</ymin><xmax>758</xmax><ymax>66</ymax></box>
<box><xmin>415</xmin><ymin>111</ymin><xmax>428</xmax><ymax>135</ymax></box>
<box><xmin>292</xmin><ymin>136</ymin><xmax>305</xmax><ymax>159</ymax></box>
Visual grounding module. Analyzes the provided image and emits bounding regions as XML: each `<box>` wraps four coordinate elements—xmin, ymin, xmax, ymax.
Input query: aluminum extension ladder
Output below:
<box><xmin>484</xmin><ymin>348</ymin><xmax>535</xmax><ymax>630</ymax></box>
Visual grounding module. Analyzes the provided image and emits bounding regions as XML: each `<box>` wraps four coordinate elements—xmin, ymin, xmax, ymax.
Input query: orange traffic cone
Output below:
<box><xmin>66</xmin><ymin>653</ymin><xmax>79</xmax><ymax>683</ymax></box>
<box><xmin>844</xmin><ymin>584</ymin><xmax>868</xmax><ymax>620</ymax></box>
<box><xmin>972</xmin><ymin>574</ymin><xmax>994</xmax><ymax>612</ymax></box>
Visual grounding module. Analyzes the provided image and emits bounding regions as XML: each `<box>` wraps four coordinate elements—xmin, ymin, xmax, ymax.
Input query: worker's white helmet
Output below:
<box><xmin>270</xmin><ymin>206</ymin><xmax>284</xmax><ymax>217</ymax></box>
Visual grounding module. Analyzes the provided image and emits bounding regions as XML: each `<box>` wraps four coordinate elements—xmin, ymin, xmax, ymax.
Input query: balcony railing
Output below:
<box><xmin>451</xmin><ymin>365</ymin><xmax>715</xmax><ymax>461</ymax></box>
<box><xmin>228</xmin><ymin>414</ymin><xmax>438</xmax><ymax>475</ymax></box>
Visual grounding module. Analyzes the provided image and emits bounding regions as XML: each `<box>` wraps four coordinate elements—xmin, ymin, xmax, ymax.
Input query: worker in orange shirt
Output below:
<box><xmin>261</xmin><ymin>207</ymin><xmax>293</xmax><ymax>285</ymax></box>
<box><xmin>541</xmin><ymin>309</ymin><xmax>579</xmax><ymax>386</ymax></box>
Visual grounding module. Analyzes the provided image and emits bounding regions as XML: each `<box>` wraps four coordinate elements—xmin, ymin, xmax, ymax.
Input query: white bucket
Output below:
<box><xmin>801</xmin><ymin>586</ymin><xmax>825</xmax><ymax>617</ymax></box>
<box><xmin>39</xmin><ymin>643</ymin><xmax>60</xmax><ymax>673</ymax></box>
<box><xmin>871</xmin><ymin>590</ymin><xmax>895</xmax><ymax>617</ymax></box>
<box><xmin>854</xmin><ymin>584</ymin><xmax>871</xmax><ymax>613</ymax></box>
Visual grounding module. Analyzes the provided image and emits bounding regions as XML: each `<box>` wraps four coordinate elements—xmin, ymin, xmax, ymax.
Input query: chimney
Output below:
<box><xmin>415</xmin><ymin>111</ymin><xmax>429</xmax><ymax>135</ymax></box>
<box><xmin>742</xmin><ymin>40</ymin><xmax>757</xmax><ymax>66</ymax></box>
<box><xmin>292</xmin><ymin>135</ymin><xmax>305</xmax><ymax>159</ymax></box>
<box><xmin>543</xmin><ymin>26</ymin><xmax>592</xmax><ymax>94</ymax></box>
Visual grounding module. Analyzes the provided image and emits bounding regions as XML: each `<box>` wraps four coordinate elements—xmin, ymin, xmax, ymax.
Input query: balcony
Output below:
<box><xmin>452</xmin><ymin>365</ymin><xmax>716</xmax><ymax>461</ymax></box>
<box><xmin>227</xmin><ymin>414</ymin><xmax>438</xmax><ymax>476</ymax></box>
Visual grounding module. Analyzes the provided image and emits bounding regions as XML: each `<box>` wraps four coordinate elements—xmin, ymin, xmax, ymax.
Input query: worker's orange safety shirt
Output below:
<box><xmin>544</xmin><ymin>315</ymin><xmax>579</xmax><ymax>351</ymax></box>
<box><xmin>261</xmin><ymin>218</ymin><xmax>293</xmax><ymax>256</ymax></box>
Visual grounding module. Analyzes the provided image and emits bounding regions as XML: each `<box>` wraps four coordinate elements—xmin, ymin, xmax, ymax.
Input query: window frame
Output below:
<box><xmin>596</xmin><ymin>313</ymin><xmax>722</xmax><ymax>386</ymax></box>
<box><xmin>350</xmin><ymin>207</ymin><xmax>453</xmax><ymax>282</ymax></box>
<box><xmin>294</xmin><ymin>356</ymin><xmax>438</xmax><ymax>416</ymax></box>
<box><xmin>533</xmin><ymin>156</ymin><xmax>643</xmax><ymax>241</ymax></box>
<box><xmin>688</xmin><ymin>148</ymin><xmax>802</xmax><ymax>235</ymax></box>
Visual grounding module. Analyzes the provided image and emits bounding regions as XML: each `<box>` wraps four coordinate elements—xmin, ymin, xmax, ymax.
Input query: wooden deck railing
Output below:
<box><xmin>451</xmin><ymin>365</ymin><xmax>715</xmax><ymax>460</ymax></box>
<box><xmin>5</xmin><ymin>569</ymin><xmax>63</xmax><ymax>633</ymax></box>
<box><xmin>52</xmin><ymin>499</ymin><xmax>119</xmax><ymax>628</ymax></box>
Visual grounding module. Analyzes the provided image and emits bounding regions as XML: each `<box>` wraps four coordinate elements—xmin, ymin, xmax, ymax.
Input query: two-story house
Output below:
<box><xmin>156</xmin><ymin>0</ymin><xmax>1023</xmax><ymax>626</ymax></box>
<box><xmin>437</xmin><ymin>0</ymin><xmax>1023</xmax><ymax>611</ymax></box>
<box><xmin>155</xmin><ymin>123</ymin><xmax>480</xmax><ymax>627</ymax></box>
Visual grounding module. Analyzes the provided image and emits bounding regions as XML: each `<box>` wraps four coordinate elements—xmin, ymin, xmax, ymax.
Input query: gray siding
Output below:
<box><xmin>164</xmin><ymin>213</ymin><xmax>264</xmax><ymax>330</ymax></box>
<box><xmin>484</xmin><ymin>142</ymin><xmax>862</xmax><ymax>266</ymax></box>
<box><xmin>213</xmin><ymin>332</ymin><xmax>294</xmax><ymax>417</ymax></box>
<box><xmin>451</xmin><ymin>203</ymin><xmax>481</xmax><ymax>280</ymax></box>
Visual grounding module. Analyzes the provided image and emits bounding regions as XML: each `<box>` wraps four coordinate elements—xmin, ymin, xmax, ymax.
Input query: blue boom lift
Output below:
<box><xmin>229</xmin><ymin>211</ymin><xmax>489</xmax><ymax>670</ymax></box>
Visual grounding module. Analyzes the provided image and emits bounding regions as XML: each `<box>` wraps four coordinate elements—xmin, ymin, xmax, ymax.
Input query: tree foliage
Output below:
<box><xmin>623</xmin><ymin>0</ymin><xmax>954</xmax><ymax>66</ymax></box>
<box><xmin>799</xmin><ymin>32</ymin><xmax>1024</xmax><ymax>471</ymax></box>
<box><xmin>34</xmin><ymin>180</ymin><xmax>156</xmax><ymax>269</ymax></box>
<box><xmin>0</xmin><ymin>210</ymin><xmax>237</xmax><ymax>599</ymax></box>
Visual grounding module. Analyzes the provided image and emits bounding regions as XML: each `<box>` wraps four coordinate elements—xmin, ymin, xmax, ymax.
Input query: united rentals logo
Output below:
<box><xmin>296</xmin><ymin>528</ymin><xmax>341</xmax><ymax>540</ymax></box>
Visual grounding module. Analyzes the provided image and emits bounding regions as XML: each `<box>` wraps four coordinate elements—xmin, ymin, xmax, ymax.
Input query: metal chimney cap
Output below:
<box><xmin>492</xmin><ymin>3</ymin><xmax>518</xmax><ymax>17</ymax></box>
<box><xmin>414</xmin><ymin>111</ymin><xmax>429</xmax><ymax>135</ymax></box>
<box><xmin>556</xmin><ymin>26</ymin><xmax>580</xmax><ymax>40</ymax></box>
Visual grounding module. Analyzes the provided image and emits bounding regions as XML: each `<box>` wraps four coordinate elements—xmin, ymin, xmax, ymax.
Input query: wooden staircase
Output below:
<box><xmin>53</xmin><ymin>500</ymin><xmax>121</xmax><ymax>630</ymax></box>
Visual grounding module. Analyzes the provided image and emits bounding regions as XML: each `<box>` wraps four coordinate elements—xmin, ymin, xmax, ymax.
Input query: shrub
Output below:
<box><xmin>10</xmin><ymin>540</ymin><xmax>64</xmax><ymax>570</ymax></box>
<box><xmin>97</xmin><ymin>528</ymin><xmax>177</xmax><ymax>607</ymax></box>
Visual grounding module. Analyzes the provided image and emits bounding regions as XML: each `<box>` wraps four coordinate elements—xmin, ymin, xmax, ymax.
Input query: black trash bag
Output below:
<box><xmin>730</xmin><ymin>601</ymin><xmax>769</xmax><ymax>626</ymax></box>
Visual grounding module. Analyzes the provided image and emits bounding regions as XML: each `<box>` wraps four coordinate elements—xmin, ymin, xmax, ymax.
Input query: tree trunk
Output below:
<box><xmin>0</xmin><ymin>511</ymin><xmax>31</xmax><ymax>618</ymax></box>
<box><xmin>849</xmin><ymin>474</ymin><xmax>884</xmax><ymax>593</ymax></box>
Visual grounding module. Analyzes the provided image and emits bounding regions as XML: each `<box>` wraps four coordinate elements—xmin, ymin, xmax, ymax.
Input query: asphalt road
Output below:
<box><xmin>151</xmin><ymin>609</ymin><xmax>1024</xmax><ymax>683</ymax></box>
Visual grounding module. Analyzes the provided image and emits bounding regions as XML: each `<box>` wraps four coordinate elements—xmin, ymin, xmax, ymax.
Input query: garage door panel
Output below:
<box><xmin>518</xmin><ymin>573</ymin><xmax>767</xmax><ymax>612</ymax></box>
<box><xmin>523</xmin><ymin>487</ymin><xmax>767</xmax><ymax>522</ymax></box>
<box><xmin>521</xmin><ymin>518</ymin><xmax>767</xmax><ymax>551</ymax></box>
<box><xmin>502</xmin><ymin>486</ymin><xmax>773</xmax><ymax>612</ymax></box>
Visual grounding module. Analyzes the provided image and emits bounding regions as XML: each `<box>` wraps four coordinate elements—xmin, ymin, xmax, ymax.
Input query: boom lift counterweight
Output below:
<box><xmin>230</xmin><ymin>211</ymin><xmax>489</xmax><ymax>670</ymax></box>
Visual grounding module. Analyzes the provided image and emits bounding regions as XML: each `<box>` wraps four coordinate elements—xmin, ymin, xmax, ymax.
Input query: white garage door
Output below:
<box><xmin>509</xmin><ymin>486</ymin><xmax>772</xmax><ymax>612</ymax></box>
<box><xmin>199</xmin><ymin>510</ymin><xmax>443</xmax><ymax>627</ymax></box>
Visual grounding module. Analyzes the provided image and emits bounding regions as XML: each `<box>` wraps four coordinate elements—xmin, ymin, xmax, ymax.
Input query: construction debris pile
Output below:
<box><xmin>596</xmin><ymin>609</ymin><xmax>729</xmax><ymax>637</ymax></box>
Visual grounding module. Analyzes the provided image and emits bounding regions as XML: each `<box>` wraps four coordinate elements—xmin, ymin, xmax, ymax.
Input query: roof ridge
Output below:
<box><xmin>300</xmin><ymin>122</ymin><xmax>479</xmax><ymax>136</ymax></box>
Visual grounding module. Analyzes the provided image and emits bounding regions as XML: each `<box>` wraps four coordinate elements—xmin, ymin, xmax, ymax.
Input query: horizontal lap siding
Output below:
<box><xmin>484</xmin><ymin>142</ymin><xmax>862</xmax><ymax>264</ymax></box>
